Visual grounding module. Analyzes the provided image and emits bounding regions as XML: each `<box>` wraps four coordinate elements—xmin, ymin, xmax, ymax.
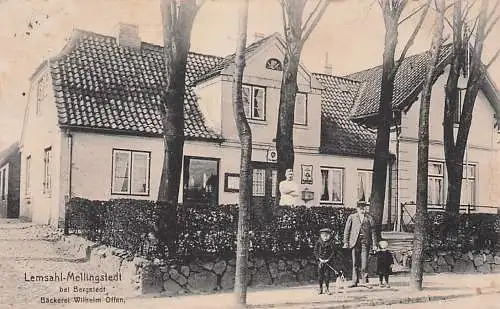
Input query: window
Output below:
<box><xmin>43</xmin><ymin>148</ymin><xmax>52</xmax><ymax>194</ymax></box>
<box><xmin>294</xmin><ymin>93</ymin><xmax>307</xmax><ymax>125</ymax></box>
<box><xmin>0</xmin><ymin>165</ymin><xmax>7</xmax><ymax>201</ymax></box>
<box><xmin>36</xmin><ymin>74</ymin><xmax>49</xmax><ymax>115</ymax></box>
<box><xmin>183</xmin><ymin>157</ymin><xmax>219</xmax><ymax>206</ymax></box>
<box><xmin>25</xmin><ymin>156</ymin><xmax>31</xmax><ymax>196</ymax></box>
<box><xmin>242</xmin><ymin>85</ymin><xmax>266</xmax><ymax>120</ymax></box>
<box><xmin>357</xmin><ymin>170</ymin><xmax>372</xmax><ymax>202</ymax></box>
<box><xmin>253</xmin><ymin>169</ymin><xmax>266</xmax><ymax>197</ymax></box>
<box><xmin>461</xmin><ymin>163</ymin><xmax>476</xmax><ymax>206</ymax></box>
<box><xmin>320</xmin><ymin>167</ymin><xmax>343</xmax><ymax>204</ymax></box>
<box><xmin>265</xmin><ymin>58</ymin><xmax>283</xmax><ymax>71</ymax></box>
<box><xmin>111</xmin><ymin>149</ymin><xmax>150</xmax><ymax>195</ymax></box>
<box><xmin>428</xmin><ymin>161</ymin><xmax>445</xmax><ymax>207</ymax></box>
<box><xmin>454</xmin><ymin>88</ymin><xmax>466</xmax><ymax>124</ymax></box>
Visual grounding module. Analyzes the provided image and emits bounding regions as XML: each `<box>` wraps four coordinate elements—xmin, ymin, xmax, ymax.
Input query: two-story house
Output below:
<box><xmin>19</xmin><ymin>23</ymin><xmax>500</xmax><ymax>228</ymax></box>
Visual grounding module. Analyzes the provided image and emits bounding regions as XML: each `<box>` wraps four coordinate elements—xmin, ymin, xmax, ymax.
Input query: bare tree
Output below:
<box><xmin>370</xmin><ymin>0</ymin><xmax>430</xmax><ymax>237</ymax></box>
<box><xmin>411</xmin><ymin>0</ymin><xmax>445</xmax><ymax>291</ymax></box>
<box><xmin>275</xmin><ymin>0</ymin><xmax>333</xmax><ymax>201</ymax></box>
<box><xmin>158</xmin><ymin>0</ymin><xmax>205</xmax><ymax>257</ymax></box>
<box><xmin>232</xmin><ymin>0</ymin><xmax>252</xmax><ymax>305</ymax></box>
<box><xmin>443</xmin><ymin>0</ymin><xmax>499</xmax><ymax>221</ymax></box>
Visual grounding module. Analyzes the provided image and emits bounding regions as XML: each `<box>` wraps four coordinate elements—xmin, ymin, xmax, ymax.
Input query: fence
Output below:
<box><xmin>397</xmin><ymin>202</ymin><xmax>500</xmax><ymax>233</ymax></box>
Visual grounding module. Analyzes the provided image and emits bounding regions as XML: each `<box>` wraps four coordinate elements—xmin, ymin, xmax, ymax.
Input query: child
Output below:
<box><xmin>314</xmin><ymin>228</ymin><xmax>336</xmax><ymax>294</ymax></box>
<box><xmin>376</xmin><ymin>240</ymin><xmax>394</xmax><ymax>288</ymax></box>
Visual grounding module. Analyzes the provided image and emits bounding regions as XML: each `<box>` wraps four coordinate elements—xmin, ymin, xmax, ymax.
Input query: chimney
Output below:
<box><xmin>324</xmin><ymin>52</ymin><xmax>332</xmax><ymax>75</ymax></box>
<box><xmin>115</xmin><ymin>23</ymin><xmax>141</xmax><ymax>49</ymax></box>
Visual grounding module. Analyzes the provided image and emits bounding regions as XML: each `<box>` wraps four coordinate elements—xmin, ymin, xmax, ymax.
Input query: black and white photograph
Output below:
<box><xmin>0</xmin><ymin>0</ymin><xmax>499</xmax><ymax>308</ymax></box>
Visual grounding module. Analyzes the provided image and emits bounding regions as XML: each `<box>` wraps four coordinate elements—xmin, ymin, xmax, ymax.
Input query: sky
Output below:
<box><xmin>0</xmin><ymin>0</ymin><xmax>499</xmax><ymax>151</ymax></box>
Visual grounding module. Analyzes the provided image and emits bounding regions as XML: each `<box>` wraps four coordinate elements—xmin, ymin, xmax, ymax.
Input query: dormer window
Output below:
<box><xmin>265</xmin><ymin>58</ymin><xmax>283</xmax><ymax>71</ymax></box>
<box><xmin>36</xmin><ymin>73</ymin><xmax>49</xmax><ymax>115</ymax></box>
<box><xmin>243</xmin><ymin>85</ymin><xmax>266</xmax><ymax>120</ymax></box>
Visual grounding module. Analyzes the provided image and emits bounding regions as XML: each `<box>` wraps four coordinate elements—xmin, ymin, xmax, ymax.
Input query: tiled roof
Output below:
<box><xmin>50</xmin><ymin>30</ymin><xmax>224</xmax><ymax>140</ymax></box>
<box><xmin>312</xmin><ymin>73</ymin><xmax>376</xmax><ymax>157</ymax></box>
<box><xmin>346</xmin><ymin>44</ymin><xmax>452</xmax><ymax>120</ymax></box>
<box><xmin>193</xmin><ymin>33</ymin><xmax>279</xmax><ymax>84</ymax></box>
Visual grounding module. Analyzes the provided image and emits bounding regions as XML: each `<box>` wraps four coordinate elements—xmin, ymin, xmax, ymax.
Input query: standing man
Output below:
<box><xmin>279</xmin><ymin>169</ymin><xmax>299</xmax><ymax>206</ymax></box>
<box><xmin>343</xmin><ymin>201</ymin><xmax>378</xmax><ymax>287</ymax></box>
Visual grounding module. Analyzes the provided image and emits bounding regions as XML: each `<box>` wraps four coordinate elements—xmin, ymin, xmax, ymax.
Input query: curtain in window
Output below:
<box><xmin>114</xmin><ymin>152</ymin><xmax>130</xmax><ymax>193</ymax></box>
<box><xmin>331</xmin><ymin>170</ymin><xmax>342</xmax><ymax>202</ymax></box>
<box><xmin>132</xmin><ymin>153</ymin><xmax>148</xmax><ymax>194</ymax></box>
<box><xmin>242</xmin><ymin>86</ymin><xmax>250</xmax><ymax>117</ymax></box>
<box><xmin>358</xmin><ymin>171</ymin><xmax>372</xmax><ymax>202</ymax></box>
<box><xmin>253</xmin><ymin>88</ymin><xmax>264</xmax><ymax>118</ymax></box>
<box><xmin>428</xmin><ymin>178</ymin><xmax>443</xmax><ymax>206</ymax></box>
<box><xmin>321</xmin><ymin>170</ymin><xmax>329</xmax><ymax>201</ymax></box>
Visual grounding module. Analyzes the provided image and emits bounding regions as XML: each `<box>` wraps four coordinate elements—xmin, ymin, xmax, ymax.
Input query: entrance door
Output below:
<box><xmin>251</xmin><ymin>162</ymin><xmax>277</xmax><ymax>221</ymax></box>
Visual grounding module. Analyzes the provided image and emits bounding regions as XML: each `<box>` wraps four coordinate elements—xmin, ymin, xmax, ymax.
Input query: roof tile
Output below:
<box><xmin>51</xmin><ymin>31</ymin><xmax>224</xmax><ymax>140</ymax></box>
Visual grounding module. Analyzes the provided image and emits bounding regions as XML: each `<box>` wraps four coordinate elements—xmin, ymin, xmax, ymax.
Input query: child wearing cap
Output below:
<box><xmin>314</xmin><ymin>228</ymin><xmax>336</xmax><ymax>294</ymax></box>
<box><xmin>376</xmin><ymin>240</ymin><xmax>394</xmax><ymax>287</ymax></box>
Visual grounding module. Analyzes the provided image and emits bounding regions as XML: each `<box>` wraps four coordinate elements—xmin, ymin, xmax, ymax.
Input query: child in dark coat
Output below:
<box><xmin>314</xmin><ymin>228</ymin><xmax>336</xmax><ymax>294</ymax></box>
<box><xmin>376</xmin><ymin>240</ymin><xmax>394</xmax><ymax>287</ymax></box>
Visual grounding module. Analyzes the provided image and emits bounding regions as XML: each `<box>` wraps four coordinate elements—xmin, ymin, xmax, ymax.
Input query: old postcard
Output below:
<box><xmin>0</xmin><ymin>0</ymin><xmax>499</xmax><ymax>308</ymax></box>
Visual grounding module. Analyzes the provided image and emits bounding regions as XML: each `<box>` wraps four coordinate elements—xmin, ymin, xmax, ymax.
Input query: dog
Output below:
<box><xmin>334</xmin><ymin>270</ymin><xmax>346</xmax><ymax>292</ymax></box>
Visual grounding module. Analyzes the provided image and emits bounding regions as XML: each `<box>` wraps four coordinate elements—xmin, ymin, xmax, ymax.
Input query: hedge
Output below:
<box><xmin>66</xmin><ymin>198</ymin><xmax>356</xmax><ymax>261</ymax></box>
<box><xmin>66</xmin><ymin>198</ymin><xmax>500</xmax><ymax>262</ymax></box>
<box><xmin>425</xmin><ymin>211</ymin><xmax>500</xmax><ymax>253</ymax></box>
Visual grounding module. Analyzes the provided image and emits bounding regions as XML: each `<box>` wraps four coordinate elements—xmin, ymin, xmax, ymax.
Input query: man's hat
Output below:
<box><xmin>319</xmin><ymin>228</ymin><xmax>332</xmax><ymax>233</ymax></box>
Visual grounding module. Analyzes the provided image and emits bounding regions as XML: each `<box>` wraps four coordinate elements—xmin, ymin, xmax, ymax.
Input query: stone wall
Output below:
<box><xmin>58</xmin><ymin>235</ymin><xmax>500</xmax><ymax>297</ymax></box>
<box><xmin>423</xmin><ymin>250</ymin><xmax>500</xmax><ymax>274</ymax></box>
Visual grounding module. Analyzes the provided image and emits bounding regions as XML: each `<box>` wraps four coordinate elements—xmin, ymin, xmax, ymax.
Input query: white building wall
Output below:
<box><xmin>19</xmin><ymin>65</ymin><xmax>64</xmax><ymax>226</ymax></box>
<box><xmin>67</xmin><ymin>131</ymin><xmax>374</xmax><ymax>212</ymax></box>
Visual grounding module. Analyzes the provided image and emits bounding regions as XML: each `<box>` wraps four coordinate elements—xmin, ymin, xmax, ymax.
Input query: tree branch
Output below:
<box><xmin>301</xmin><ymin>0</ymin><xmax>323</xmax><ymax>34</ymax></box>
<box><xmin>486</xmin><ymin>0</ymin><xmax>500</xmax><ymax>23</ymax></box>
<box><xmin>485</xmin><ymin>48</ymin><xmax>500</xmax><ymax>70</ymax></box>
<box><xmin>399</xmin><ymin>2</ymin><xmax>427</xmax><ymax>25</ymax></box>
<box><xmin>301</xmin><ymin>0</ymin><xmax>331</xmax><ymax>44</ymax></box>
<box><xmin>462</xmin><ymin>0</ymin><xmax>479</xmax><ymax>22</ymax></box>
<box><xmin>195</xmin><ymin>0</ymin><xmax>207</xmax><ymax>9</ymax></box>
<box><xmin>394</xmin><ymin>0</ymin><xmax>431</xmax><ymax>72</ymax></box>
<box><xmin>485</xmin><ymin>14</ymin><xmax>500</xmax><ymax>39</ymax></box>
<box><xmin>279</xmin><ymin>0</ymin><xmax>291</xmax><ymax>53</ymax></box>
<box><xmin>445</xmin><ymin>15</ymin><xmax>453</xmax><ymax>29</ymax></box>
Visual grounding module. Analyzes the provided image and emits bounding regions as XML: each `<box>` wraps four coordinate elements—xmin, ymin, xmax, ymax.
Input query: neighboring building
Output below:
<box><xmin>0</xmin><ymin>142</ymin><xmax>21</xmax><ymax>218</ymax></box>
<box><xmin>19</xmin><ymin>24</ymin><xmax>500</xmax><ymax>228</ymax></box>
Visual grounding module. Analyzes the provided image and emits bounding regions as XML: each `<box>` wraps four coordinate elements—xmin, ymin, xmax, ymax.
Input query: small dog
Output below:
<box><xmin>334</xmin><ymin>270</ymin><xmax>346</xmax><ymax>292</ymax></box>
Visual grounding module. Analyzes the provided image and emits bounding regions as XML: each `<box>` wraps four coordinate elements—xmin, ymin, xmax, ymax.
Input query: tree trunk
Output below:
<box><xmin>233</xmin><ymin>0</ymin><xmax>251</xmax><ymax>305</ymax></box>
<box><xmin>276</xmin><ymin>51</ymin><xmax>300</xmax><ymax>192</ymax></box>
<box><xmin>274</xmin><ymin>0</ymin><xmax>331</xmax><ymax>204</ymax></box>
<box><xmin>411</xmin><ymin>0</ymin><xmax>444</xmax><ymax>291</ymax></box>
<box><xmin>443</xmin><ymin>0</ymin><xmax>464</xmax><ymax>216</ymax></box>
<box><xmin>370</xmin><ymin>10</ymin><xmax>398</xmax><ymax>238</ymax></box>
<box><xmin>444</xmin><ymin>0</ymin><xmax>493</xmax><ymax>221</ymax></box>
<box><xmin>157</xmin><ymin>0</ymin><xmax>199</xmax><ymax>259</ymax></box>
